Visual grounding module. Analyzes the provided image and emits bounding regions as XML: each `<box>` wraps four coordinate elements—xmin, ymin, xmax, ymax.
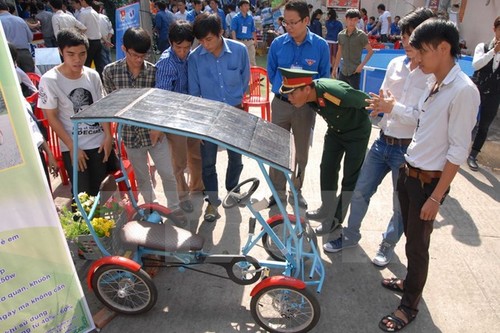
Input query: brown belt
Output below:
<box><xmin>404</xmin><ymin>163</ymin><xmax>442</xmax><ymax>184</ymax></box>
<box><xmin>381</xmin><ymin>131</ymin><xmax>412</xmax><ymax>146</ymax></box>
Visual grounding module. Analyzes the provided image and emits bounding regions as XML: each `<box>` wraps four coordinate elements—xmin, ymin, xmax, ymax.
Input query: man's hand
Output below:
<box><xmin>420</xmin><ymin>197</ymin><xmax>440</xmax><ymax>221</ymax></box>
<box><xmin>150</xmin><ymin>130</ymin><xmax>164</xmax><ymax>147</ymax></box>
<box><xmin>494</xmin><ymin>40</ymin><xmax>500</xmax><ymax>53</ymax></box>
<box><xmin>331</xmin><ymin>67</ymin><xmax>338</xmax><ymax>79</ymax></box>
<box><xmin>98</xmin><ymin>135</ymin><xmax>113</xmax><ymax>163</ymax></box>
<box><xmin>71</xmin><ymin>148</ymin><xmax>89</xmax><ymax>172</ymax></box>
<box><xmin>365</xmin><ymin>89</ymin><xmax>396</xmax><ymax>117</ymax></box>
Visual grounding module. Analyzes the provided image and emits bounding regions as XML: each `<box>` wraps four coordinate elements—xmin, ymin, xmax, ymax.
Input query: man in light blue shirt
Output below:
<box><xmin>266</xmin><ymin>0</ymin><xmax>330</xmax><ymax>208</ymax></box>
<box><xmin>0</xmin><ymin>0</ymin><xmax>34</xmax><ymax>72</ymax></box>
<box><xmin>231</xmin><ymin>0</ymin><xmax>256</xmax><ymax>66</ymax></box>
<box><xmin>188</xmin><ymin>12</ymin><xmax>250</xmax><ymax>223</ymax></box>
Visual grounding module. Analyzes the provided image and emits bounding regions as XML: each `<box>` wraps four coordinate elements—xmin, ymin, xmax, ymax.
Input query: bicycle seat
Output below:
<box><xmin>121</xmin><ymin>221</ymin><xmax>204</xmax><ymax>252</ymax></box>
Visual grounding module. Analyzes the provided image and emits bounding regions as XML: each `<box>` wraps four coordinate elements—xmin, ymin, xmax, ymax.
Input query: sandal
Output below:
<box><xmin>381</xmin><ymin>277</ymin><xmax>404</xmax><ymax>293</ymax></box>
<box><xmin>379</xmin><ymin>306</ymin><xmax>415</xmax><ymax>332</ymax></box>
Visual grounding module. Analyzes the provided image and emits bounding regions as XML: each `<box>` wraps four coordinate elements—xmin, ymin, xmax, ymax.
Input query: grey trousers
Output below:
<box><xmin>269</xmin><ymin>96</ymin><xmax>315</xmax><ymax>198</ymax></box>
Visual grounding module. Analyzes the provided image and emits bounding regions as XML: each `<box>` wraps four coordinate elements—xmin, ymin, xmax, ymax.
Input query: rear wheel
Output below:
<box><xmin>250</xmin><ymin>285</ymin><xmax>320</xmax><ymax>333</ymax></box>
<box><xmin>91</xmin><ymin>264</ymin><xmax>157</xmax><ymax>314</ymax></box>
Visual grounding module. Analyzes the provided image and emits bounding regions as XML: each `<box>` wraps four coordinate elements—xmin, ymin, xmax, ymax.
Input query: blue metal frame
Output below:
<box><xmin>71</xmin><ymin>115</ymin><xmax>325</xmax><ymax>293</ymax></box>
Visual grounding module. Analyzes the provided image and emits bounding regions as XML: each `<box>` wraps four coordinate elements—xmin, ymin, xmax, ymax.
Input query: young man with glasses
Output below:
<box><xmin>102</xmin><ymin>27</ymin><xmax>187</xmax><ymax>223</ymax></box>
<box><xmin>266</xmin><ymin>0</ymin><xmax>330</xmax><ymax>209</ymax></box>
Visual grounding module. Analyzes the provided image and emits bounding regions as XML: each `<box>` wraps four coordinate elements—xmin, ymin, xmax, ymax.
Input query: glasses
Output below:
<box><xmin>282</xmin><ymin>18</ymin><xmax>304</xmax><ymax>27</ymax></box>
<box><xmin>126</xmin><ymin>49</ymin><xmax>150</xmax><ymax>60</ymax></box>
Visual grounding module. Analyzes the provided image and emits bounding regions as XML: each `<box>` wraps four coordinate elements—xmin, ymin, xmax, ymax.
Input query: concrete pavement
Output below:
<box><xmin>54</xmin><ymin>105</ymin><xmax>500</xmax><ymax>333</ymax></box>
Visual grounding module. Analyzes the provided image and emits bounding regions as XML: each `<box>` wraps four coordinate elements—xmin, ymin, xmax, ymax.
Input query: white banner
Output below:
<box><xmin>0</xmin><ymin>25</ymin><xmax>94</xmax><ymax>333</ymax></box>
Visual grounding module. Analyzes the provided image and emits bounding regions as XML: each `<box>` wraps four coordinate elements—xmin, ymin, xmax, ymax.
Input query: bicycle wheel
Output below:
<box><xmin>262</xmin><ymin>219</ymin><xmax>312</xmax><ymax>262</ymax></box>
<box><xmin>250</xmin><ymin>285</ymin><xmax>320</xmax><ymax>333</ymax></box>
<box><xmin>91</xmin><ymin>264</ymin><xmax>157</xmax><ymax>315</ymax></box>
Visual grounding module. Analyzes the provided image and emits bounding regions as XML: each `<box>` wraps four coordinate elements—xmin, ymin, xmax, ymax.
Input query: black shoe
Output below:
<box><xmin>306</xmin><ymin>206</ymin><xmax>328</xmax><ymax>220</ymax></box>
<box><xmin>179</xmin><ymin>199</ymin><xmax>194</xmax><ymax>213</ymax></box>
<box><xmin>467</xmin><ymin>156</ymin><xmax>479</xmax><ymax>171</ymax></box>
<box><xmin>288</xmin><ymin>192</ymin><xmax>308</xmax><ymax>208</ymax></box>
<box><xmin>268</xmin><ymin>195</ymin><xmax>286</xmax><ymax>208</ymax></box>
<box><xmin>314</xmin><ymin>218</ymin><xmax>341</xmax><ymax>235</ymax></box>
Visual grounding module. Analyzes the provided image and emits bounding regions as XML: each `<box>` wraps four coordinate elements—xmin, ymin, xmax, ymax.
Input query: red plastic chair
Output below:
<box><xmin>242</xmin><ymin>66</ymin><xmax>271</xmax><ymax>122</ymax></box>
<box><xmin>25</xmin><ymin>72</ymin><xmax>40</xmax><ymax>107</ymax></box>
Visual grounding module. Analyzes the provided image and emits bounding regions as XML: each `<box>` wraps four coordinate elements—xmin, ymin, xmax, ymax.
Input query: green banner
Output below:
<box><xmin>0</xmin><ymin>26</ymin><xmax>94</xmax><ymax>332</ymax></box>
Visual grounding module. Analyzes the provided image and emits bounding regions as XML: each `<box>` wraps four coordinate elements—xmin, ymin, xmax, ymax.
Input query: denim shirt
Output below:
<box><xmin>188</xmin><ymin>38</ymin><xmax>250</xmax><ymax>106</ymax></box>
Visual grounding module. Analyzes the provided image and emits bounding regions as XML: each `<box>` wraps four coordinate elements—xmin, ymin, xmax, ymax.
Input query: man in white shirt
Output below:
<box><xmin>50</xmin><ymin>0</ymin><xmax>87</xmax><ymax>40</ymax></box>
<box><xmin>174</xmin><ymin>0</ymin><xmax>188</xmax><ymax>20</ymax></box>
<box><xmin>378</xmin><ymin>19</ymin><xmax>479</xmax><ymax>332</ymax></box>
<box><xmin>372</xmin><ymin>3</ymin><xmax>391</xmax><ymax>42</ymax></box>
<box><xmin>322</xmin><ymin>9</ymin><xmax>436</xmax><ymax>267</ymax></box>
<box><xmin>78</xmin><ymin>0</ymin><xmax>104</xmax><ymax>75</ymax></box>
<box><xmin>92</xmin><ymin>1</ymin><xmax>113</xmax><ymax>67</ymax></box>
<box><xmin>69</xmin><ymin>0</ymin><xmax>82</xmax><ymax>20</ymax></box>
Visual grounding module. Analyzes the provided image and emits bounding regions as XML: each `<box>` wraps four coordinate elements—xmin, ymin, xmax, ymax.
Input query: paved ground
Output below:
<box><xmin>52</xmin><ymin>103</ymin><xmax>500</xmax><ymax>333</ymax></box>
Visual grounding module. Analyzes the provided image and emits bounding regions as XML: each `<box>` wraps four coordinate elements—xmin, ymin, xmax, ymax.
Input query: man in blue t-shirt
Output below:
<box><xmin>231</xmin><ymin>0</ymin><xmax>256</xmax><ymax>65</ymax></box>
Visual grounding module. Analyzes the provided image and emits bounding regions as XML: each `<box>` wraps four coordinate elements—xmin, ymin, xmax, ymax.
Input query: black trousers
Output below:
<box><xmin>471</xmin><ymin>92</ymin><xmax>500</xmax><ymax>155</ymax></box>
<box><xmin>85</xmin><ymin>39</ymin><xmax>104</xmax><ymax>76</ymax></box>
<box><xmin>338</xmin><ymin>72</ymin><xmax>361</xmax><ymax>90</ymax></box>
<box><xmin>397</xmin><ymin>169</ymin><xmax>448</xmax><ymax>316</ymax></box>
<box><xmin>62</xmin><ymin>147</ymin><xmax>107</xmax><ymax>197</ymax></box>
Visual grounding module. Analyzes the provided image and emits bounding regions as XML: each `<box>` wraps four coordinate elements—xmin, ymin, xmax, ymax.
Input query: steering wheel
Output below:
<box><xmin>222</xmin><ymin>178</ymin><xmax>260</xmax><ymax>209</ymax></box>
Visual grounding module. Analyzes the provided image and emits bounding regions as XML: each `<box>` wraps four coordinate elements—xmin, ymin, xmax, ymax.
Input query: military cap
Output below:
<box><xmin>279</xmin><ymin>67</ymin><xmax>318</xmax><ymax>94</ymax></box>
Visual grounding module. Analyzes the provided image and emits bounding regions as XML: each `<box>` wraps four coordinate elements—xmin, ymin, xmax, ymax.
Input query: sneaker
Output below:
<box><xmin>323</xmin><ymin>236</ymin><xmax>358</xmax><ymax>253</ymax></box>
<box><xmin>204</xmin><ymin>204</ymin><xmax>220</xmax><ymax>222</ymax></box>
<box><xmin>288</xmin><ymin>192</ymin><xmax>308</xmax><ymax>208</ymax></box>
<box><xmin>314</xmin><ymin>218</ymin><xmax>341</xmax><ymax>235</ymax></box>
<box><xmin>372</xmin><ymin>241</ymin><xmax>395</xmax><ymax>267</ymax></box>
<box><xmin>467</xmin><ymin>156</ymin><xmax>479</xmax><ymax>171</ymax></box>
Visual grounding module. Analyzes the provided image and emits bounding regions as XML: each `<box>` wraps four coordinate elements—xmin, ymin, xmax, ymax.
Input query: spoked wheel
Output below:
<box><xmin>226</xmin><ymin>256</ymin><xmax>262</xmax><ymax>285</ymax></box>
<box><xmin>91</xmin><ymin>265</ymin><xmax>157</xmax><ymax>315</ymax></box>
<box><xmin>261</xmin><ymin>219</ymin><xmax>313</xmax><ymax>262</ymax></box>
<box><xmin>250</xmin><ymin>285</ymin><xmax>320</xmax><ymax>333</ymax></box>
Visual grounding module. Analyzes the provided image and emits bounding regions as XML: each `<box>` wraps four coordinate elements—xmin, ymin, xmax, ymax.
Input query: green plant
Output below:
<box><xmin>59</xmin><ymin>192</ymin><xmax>121</xmax><ymax>240</ymax></box>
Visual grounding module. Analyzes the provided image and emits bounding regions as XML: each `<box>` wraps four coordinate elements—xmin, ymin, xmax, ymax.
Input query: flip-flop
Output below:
<box><xmin>381</xmin><ymin>277</ymin><xmax>404</xmax><ymax>293</ymax></box>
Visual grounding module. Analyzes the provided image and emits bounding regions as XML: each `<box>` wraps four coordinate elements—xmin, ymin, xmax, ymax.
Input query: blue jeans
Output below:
<box><xmin>343</xmin><ymin>137</ymin><xmax>407</xmax><ymax>245</ymax></box>
<box><xmin>201</xmin><ymin>141</ymin><xmax>243</xmax><ymax>207</ymax></box>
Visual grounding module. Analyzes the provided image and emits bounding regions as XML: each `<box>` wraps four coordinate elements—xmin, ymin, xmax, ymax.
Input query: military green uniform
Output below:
<box><xmin>310</xmin><ymin>79</ymin><xmax>371</xmax><ymax>223</ymax></box>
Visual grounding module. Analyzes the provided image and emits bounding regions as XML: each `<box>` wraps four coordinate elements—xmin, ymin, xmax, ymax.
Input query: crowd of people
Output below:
<box><xmin>2</xmin><ymin>0</ymin><xmax>499</xmax><ymax>331</ymax></box>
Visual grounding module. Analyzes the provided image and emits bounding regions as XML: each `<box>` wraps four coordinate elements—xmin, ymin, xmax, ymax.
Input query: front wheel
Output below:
<box><xmin>91</xmin><ymin>264</ymin><xmax>157</xmax><ymax>315</ymax></box>
<box><xmin>262</xmin><ymin>219</ymin><xmax>313</xmax><ymax>262</ymax></box>
<box><xmin>250</xmin><ymin>285</ymin><xmax>320</xmax><ymax>333</ymax></box>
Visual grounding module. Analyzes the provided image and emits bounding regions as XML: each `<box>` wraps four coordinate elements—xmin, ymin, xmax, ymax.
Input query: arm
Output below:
<box><xmin>356</xmin><ymin>41</ymin><xmax>373</xmax><ymax>73</ymax></box>
<box><xmin>318</xmin><ymin>40</ymin><xmax>331</xmax><ymax>78</ymax></box>
<box><xmin>74</xmin><ymin>17</ymin><xmax>87</xmax><ymax>33</ymax></box>
<box><xmin>241</xmin><ymin>48</ymin><xmax>251</xmax><ymax>98</ymax></box>
<box><xmin>40</xmin><ymin>140</ymin><xmax>59</xmax><ymax>176</ymax></box>
<box><xmin>472</xmin><ymin>41</ymin><xmax>500</xmax><ymax>70</ymax></box>
<box><xmin>45</xmin><ymin>107</ymin><xmax>89</xmax><ymax>172</ymax></box>
<box><xmin>102</xmin><ymin>67</ymin><xmax>115</xmax><ymax>94</ymax></box>
<box><xmin>155</xmin><ymin>59</ymin><xmax>177</xmax><ymax>91</ymax></box>
<box><xmin>187</xmin><ymin>55</ymin><xmax>201</xmax><ymax>97</ymax></box>
<box><xmin>332</xmin><ymin>44</ymin><xmax>342</xmax><ymax>78</ymax></box>
<box><xmin>420</xmin><ymin>161</ymin><xmax>459</xmax><ymax>221</ymax></box>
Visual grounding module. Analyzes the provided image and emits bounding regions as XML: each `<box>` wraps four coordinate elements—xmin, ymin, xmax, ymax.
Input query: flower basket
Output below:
<box><xmin>76</xmin><ymin>235</ymin><xmax>111</xmax><ymax>260</ymax></box>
